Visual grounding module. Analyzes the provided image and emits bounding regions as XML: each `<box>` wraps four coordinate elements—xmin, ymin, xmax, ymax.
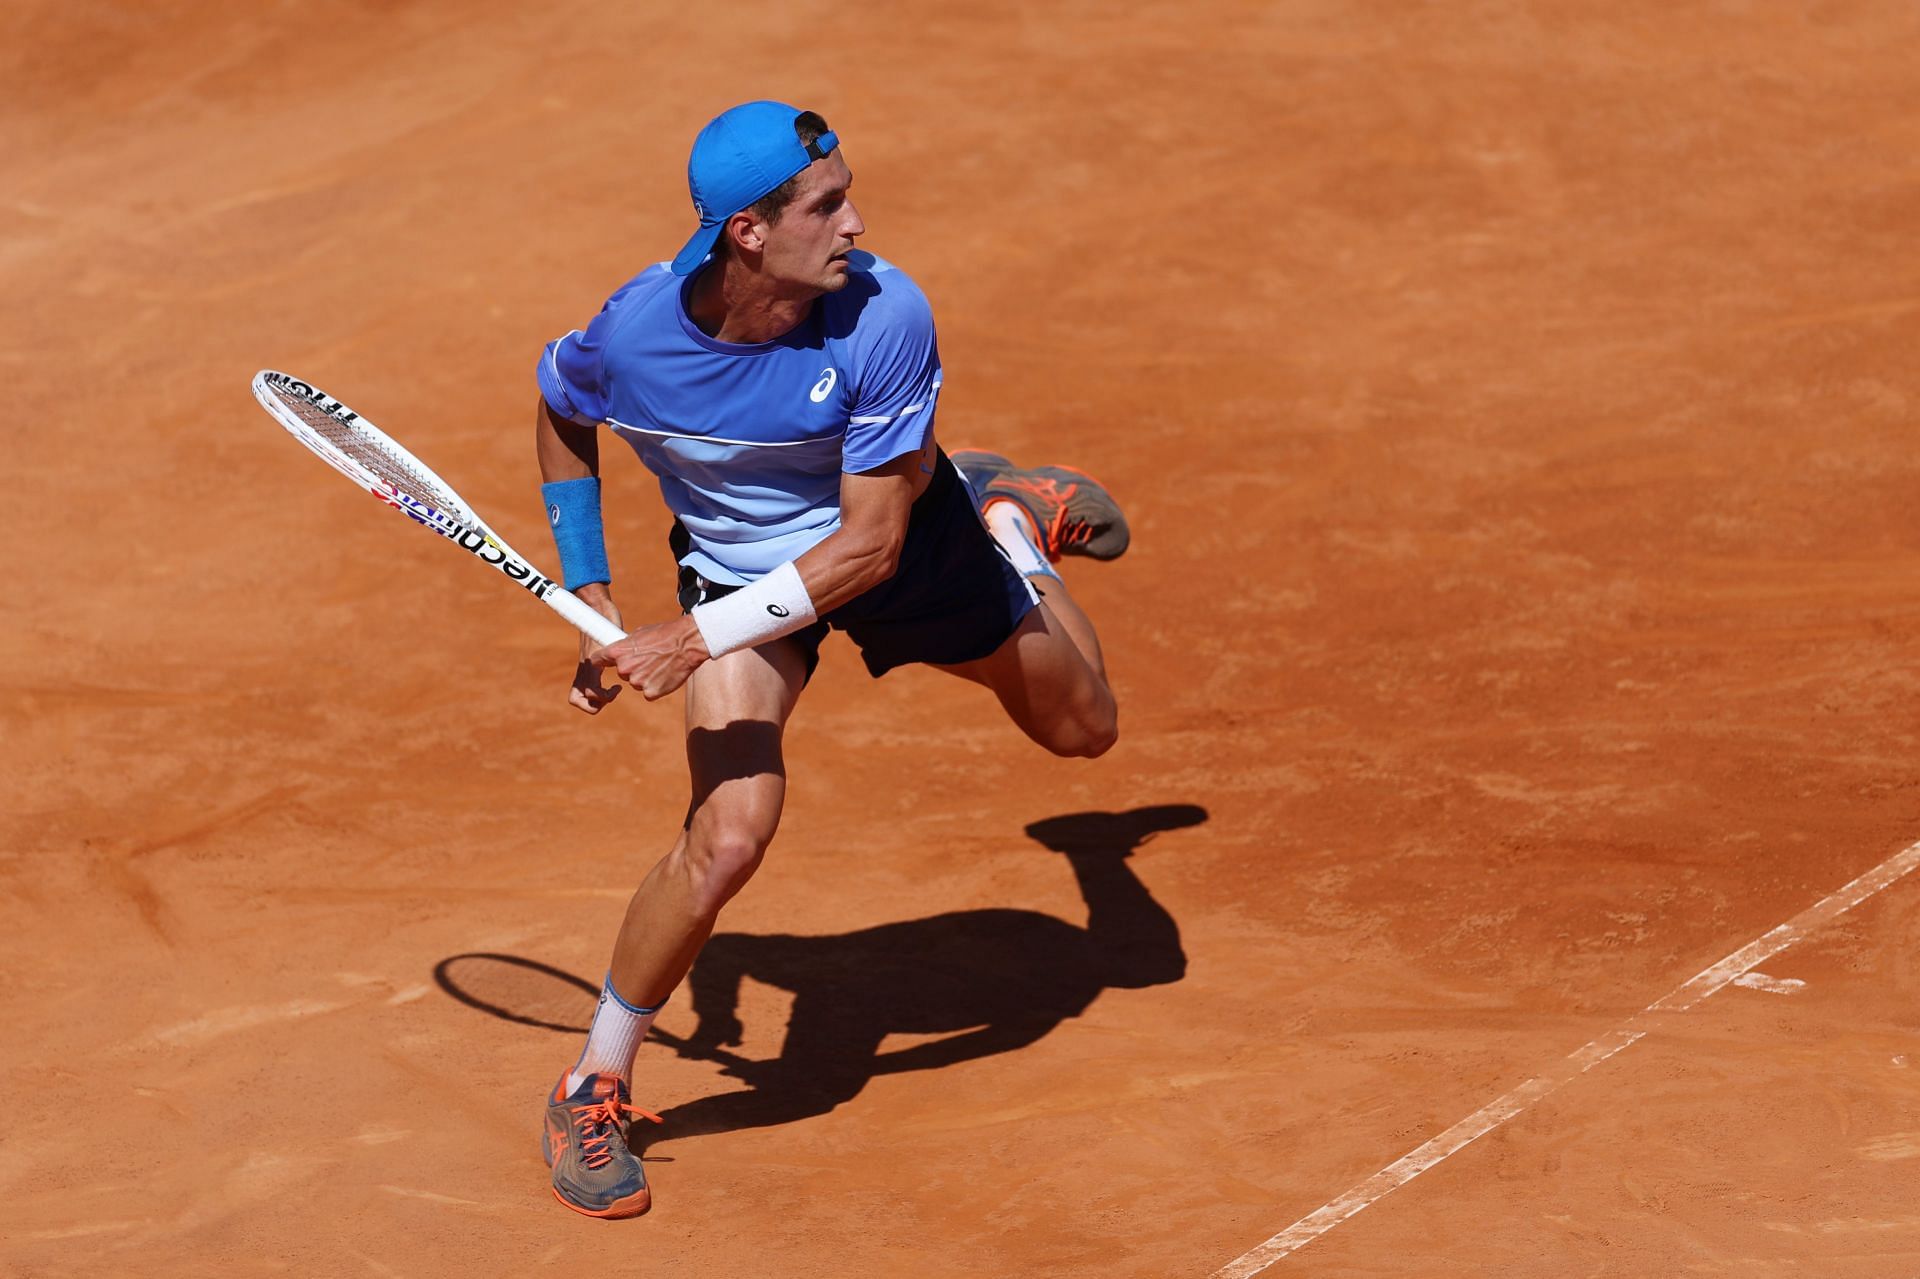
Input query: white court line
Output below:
<box><xmin>1212</xmin><ymin>838</ymin><xmax>1920</xmax><ymax>1279</ymax></box>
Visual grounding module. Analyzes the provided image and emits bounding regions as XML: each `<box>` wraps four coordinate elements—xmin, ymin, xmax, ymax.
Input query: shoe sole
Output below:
<box><xmin>954</xmin><ymin>450</ymin><xmax>1117</xmax><ymax>496</ymax></box>
<box><xmin>950</xmin><ymin>448</ymin><xmax>1011</xmax><ymax>467</ymax></box>
<box><xmin>1033</xmin><ymin>461</ymin><xmax>1114</xmax><ymax>492</ymax></box>
<box><xmin>550</xmin><ymin>1183</ymin><xmax>653</xmax><ymax>1218</ymax></box>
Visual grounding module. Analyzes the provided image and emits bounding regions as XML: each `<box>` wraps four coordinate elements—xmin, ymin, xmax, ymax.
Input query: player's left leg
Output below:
<box><xmin>936</xmin><ymin>586</ymin><xmax>1118</xmax><ymax>758</ymax></box>
<box><xmin>936</xmin><ymin>451</ymin><xmax>1128</xmax><ymax>757</ymax></box>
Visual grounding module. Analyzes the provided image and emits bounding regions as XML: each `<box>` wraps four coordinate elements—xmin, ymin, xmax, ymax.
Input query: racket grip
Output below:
<box><xmin>547</xmin><ymin>586</ymin><xmax>628</xmax><ymax>647</ymax></box>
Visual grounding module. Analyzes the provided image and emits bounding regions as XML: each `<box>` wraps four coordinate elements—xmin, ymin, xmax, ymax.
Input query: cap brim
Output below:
<box><xmin>670</xmin><ymin>222</ymin><xmax>724</xmax><ymax>276</ymax></box>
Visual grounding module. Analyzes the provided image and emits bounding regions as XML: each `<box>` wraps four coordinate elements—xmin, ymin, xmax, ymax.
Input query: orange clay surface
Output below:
<box><xmin>7</xmin><ymin>3</ymin><xmax>1920</xmax><ymax>1276</ymax></box>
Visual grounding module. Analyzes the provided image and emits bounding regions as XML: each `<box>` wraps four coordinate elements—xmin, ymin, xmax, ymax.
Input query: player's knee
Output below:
<box><xmin>1041</xmin><ymin>703</ymin><xmax>1118</xmax><ymax>759</ymax></box>
<box><xmin>1082</xmin><ymin>714</ymin><xmax>1119</xmax><ymax>758</ymax></box>
<box><xmin>1072</xmin><ymin>714</ymin><xmax>1119</xmax><ymax>759</ymax></box>
<box><xmin>1077</xmin><ymin>689</ymin><xmax>1120</xmax><ymax>757</ymax></box>
<box><xmin>684</xmin><ymin>827</ymin><xmax>772</xmax><ymax>913</ymax></box>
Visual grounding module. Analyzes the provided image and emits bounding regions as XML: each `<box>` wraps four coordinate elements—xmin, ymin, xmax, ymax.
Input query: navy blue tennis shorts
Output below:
<box><xmin>671</xmin><ymin>449</ymin><xmax>1039</xmax><ymax>680</ymax></box>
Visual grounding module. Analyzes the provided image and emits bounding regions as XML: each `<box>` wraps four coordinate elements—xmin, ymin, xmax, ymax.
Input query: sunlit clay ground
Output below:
<box><xmin>7</xmin><ymin>3</ymin><xmax>1920</xmax><ymax>1275</ymax></box>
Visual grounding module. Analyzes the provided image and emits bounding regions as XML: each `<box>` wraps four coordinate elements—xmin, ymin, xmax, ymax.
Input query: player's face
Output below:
<box><xmin>759</xmin><ymin>152</ymin><xmax>864</xmax><ymax>294</ymax></box>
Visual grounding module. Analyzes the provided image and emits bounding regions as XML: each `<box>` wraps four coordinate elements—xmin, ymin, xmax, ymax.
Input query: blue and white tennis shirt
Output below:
<box><xmin>536</xmin><ymin>251</ymin><xmax>941</xmax><ymax>586</ymax></box>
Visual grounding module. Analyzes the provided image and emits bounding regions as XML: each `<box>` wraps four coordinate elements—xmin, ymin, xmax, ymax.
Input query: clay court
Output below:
<box><xmin>8</xmin><ymin>2</ymin><xmax>1920</xmax><ymax>1274</ymax></box>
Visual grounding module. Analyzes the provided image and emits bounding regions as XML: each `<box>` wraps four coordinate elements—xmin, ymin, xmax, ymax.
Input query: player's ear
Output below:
<box><xmin>726</xmin><ymin>211</ymin><xmax>765</xmax><ymax>257</ymax></box>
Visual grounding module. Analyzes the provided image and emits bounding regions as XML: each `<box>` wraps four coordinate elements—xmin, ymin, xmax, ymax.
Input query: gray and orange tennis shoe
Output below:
<box><xmin>542</xmin><ymin>1071</ymin><xmax>663</xmax><ymax>1218</ymax></box>
<box><xmin>951</xmin><ymin>450</ymin><xmax>1130</xmax><ymax>562</ymax></box>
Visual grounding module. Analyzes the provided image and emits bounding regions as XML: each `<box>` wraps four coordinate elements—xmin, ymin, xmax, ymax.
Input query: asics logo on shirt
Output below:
<box><xmin>809</xmin><ymin>368</ymin><xmax>838</xmax><ymax>402</ymax></box>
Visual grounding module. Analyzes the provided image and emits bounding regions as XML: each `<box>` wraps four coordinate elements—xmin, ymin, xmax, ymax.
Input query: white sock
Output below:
<box><xmin>567</xmin><ymin>974</ymin><xmax>661</xmax><ymax>1091</ymax></box>
<box><xmin>982</xmin><ymin>498</ymin><xmax>1062</xmax><ymax>582</ymax></box>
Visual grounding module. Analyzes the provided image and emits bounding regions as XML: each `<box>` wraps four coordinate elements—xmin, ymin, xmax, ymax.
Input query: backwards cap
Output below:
<box><xmin>670</xmin><ymin>101</ymin><xmax>840</xmax><ymax>276</ymax></box>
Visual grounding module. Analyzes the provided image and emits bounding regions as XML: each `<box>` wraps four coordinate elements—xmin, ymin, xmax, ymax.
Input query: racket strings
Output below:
<box><xmin>275</xmin><ymin>389</ymin><xmax>461</xmax><ymax>516</ymax></box>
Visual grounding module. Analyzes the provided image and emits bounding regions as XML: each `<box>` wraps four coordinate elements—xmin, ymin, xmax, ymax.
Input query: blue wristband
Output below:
<box><xmin>541</xmin><ymin>477</ymin><xmax>610</xmax><ymax>590</ymax></box>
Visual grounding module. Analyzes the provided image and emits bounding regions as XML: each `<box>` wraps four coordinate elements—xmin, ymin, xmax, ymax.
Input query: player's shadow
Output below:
<box><xmin>433</xmin><ymin>803</ymin><xmax>1203</xmax><ymax>1147</ymax></box>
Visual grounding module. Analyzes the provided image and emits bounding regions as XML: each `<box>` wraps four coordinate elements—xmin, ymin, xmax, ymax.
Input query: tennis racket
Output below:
<box><xmin>251</xmin><ymin>369</ymin><xmax>626</xmax><ymax>648</ymax></box>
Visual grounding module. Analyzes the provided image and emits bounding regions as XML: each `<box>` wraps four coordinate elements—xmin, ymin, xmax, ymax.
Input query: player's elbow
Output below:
<box><xmin>844</xmin><ymin>530</ymin><xmax>905</xmax><ymax>591</ymax></box>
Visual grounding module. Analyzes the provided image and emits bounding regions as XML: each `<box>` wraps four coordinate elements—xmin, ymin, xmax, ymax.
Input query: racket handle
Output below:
<box><xmin>546</xmin><ymin>586</ymin><xmax>628</xmax><ymax>647</ymax></box>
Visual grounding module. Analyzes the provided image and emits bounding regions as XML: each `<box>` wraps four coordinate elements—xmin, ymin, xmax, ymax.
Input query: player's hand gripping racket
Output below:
<box><xmin>251</xmin><ymin>370</ymin><xmax>627</xmax><ymax>648</ymax></box>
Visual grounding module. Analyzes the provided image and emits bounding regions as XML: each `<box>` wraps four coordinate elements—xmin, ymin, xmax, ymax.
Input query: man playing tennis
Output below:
<box><xmin>532</xmin><ymin>100</ymin><xmax>1128</xmax><ymax>1218</ymax></box>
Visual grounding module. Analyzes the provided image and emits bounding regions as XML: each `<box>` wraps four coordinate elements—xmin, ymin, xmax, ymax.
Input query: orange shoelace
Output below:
<box><xmin>995</xmin><ymin>474</ymin><xmax>1090</xmax><ymax>560</ymax></box>
<box><xmin>1045</xmin><ymin>506</ymin><xmax>1094</xmax><ymax>558</ymax></box>
<box><xmin>571</xmin><ymin>1096</ymin><xmax>664</xmax><ymax>1169</ymax></box>
<box><xmin>1003</xmin><ymin>474</ymin><xmax>1078</xmax><ymax>507</ymax></box>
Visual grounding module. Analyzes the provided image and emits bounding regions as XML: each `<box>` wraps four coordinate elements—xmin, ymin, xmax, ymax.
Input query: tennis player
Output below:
<box><xmin>533</xmin><ymin>100</ymin><xmax>1128</xmax><ymax>1218</ymax></box>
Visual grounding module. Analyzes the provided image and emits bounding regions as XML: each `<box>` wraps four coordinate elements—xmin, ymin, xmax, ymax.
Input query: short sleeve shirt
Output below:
<box><xmin>537</xmin><ymin>252</ymin><xmax>942</xmax><ymax>585</ymax></box>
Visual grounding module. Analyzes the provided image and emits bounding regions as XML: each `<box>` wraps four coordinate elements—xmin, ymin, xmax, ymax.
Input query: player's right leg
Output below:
<box><xmin>544</xmin><ymin>635</ymin><xmax>810</xmax><ymax>1218</ymax></box>
<box><xmin>610</xmin><ymin>637</ymin><xmax>810</xmax><ymax>1006</ymax></box>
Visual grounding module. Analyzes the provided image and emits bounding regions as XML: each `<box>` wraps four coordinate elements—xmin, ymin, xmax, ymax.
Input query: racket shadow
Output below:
<box><xmin>432</xmin><ymin>803</ymin><xmax>1204</xmax><ymax>1148</ymax></box>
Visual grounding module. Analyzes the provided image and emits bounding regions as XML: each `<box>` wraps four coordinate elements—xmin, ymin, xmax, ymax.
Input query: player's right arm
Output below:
<box><xmin>536</xmin><ymin>397</ymin><xmax>623</xmax><ymax>714</ymax></box>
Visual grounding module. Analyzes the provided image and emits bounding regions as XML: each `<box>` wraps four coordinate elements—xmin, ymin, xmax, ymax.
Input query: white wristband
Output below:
<box><xmin>690</xmin><ymin>561</ymin><xmax>819</xmax><ymax>658</ymax></box>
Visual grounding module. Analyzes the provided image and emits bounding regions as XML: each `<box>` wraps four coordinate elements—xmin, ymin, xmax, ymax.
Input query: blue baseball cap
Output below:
<box><xmin>670</xmin><ymin>101</ymin><xmax>840</xmax><ymax>276</ymax></box>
